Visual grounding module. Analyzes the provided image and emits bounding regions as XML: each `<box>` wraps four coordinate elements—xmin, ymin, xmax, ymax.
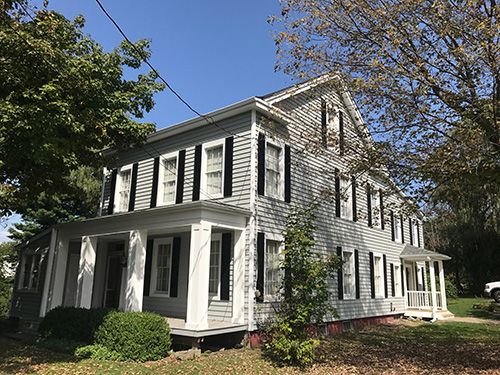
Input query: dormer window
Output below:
<box><xmin>116</xmin><ymin>165</ymin><xmax>132</xmax><ymax>212</ymax></box>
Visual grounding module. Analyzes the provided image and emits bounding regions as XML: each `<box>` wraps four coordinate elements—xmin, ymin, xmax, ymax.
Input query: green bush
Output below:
<box><xmin>445</xmin><ymin>275</ymin><xmax>459</xmax><ymax>299</ymax></box>
<box><xmin>94</xmin><ymin>311</ymin><xmax>171</xmax><ymax>362</ymax></box>
<box><xmin>264</xmin><ymin>328</ymin><xmax>319</xmax><ymax>367</ymax></box>
<box><xmin>75</xmin><ymin>344</ymin><xmax>123</xmax><ymax>361</ymax></box>
<box><xmin>39</xmin><ymin>307</ymin><xmax>113</xmax><ymax>343</ymax></box>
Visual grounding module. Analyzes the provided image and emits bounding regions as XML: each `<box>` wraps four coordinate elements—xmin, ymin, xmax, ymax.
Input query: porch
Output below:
<box><xmin>38</xmin><ymin>201</ymin><xmax>250</xmax><ymax>338</ymax></box>
<box><xmin>401</xmin><ymin>245</ymin><xmax>454</xmax><ymax>320</ymax></box>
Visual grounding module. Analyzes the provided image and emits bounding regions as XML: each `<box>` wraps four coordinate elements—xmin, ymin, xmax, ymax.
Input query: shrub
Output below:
<box><xmin>445</xmin><ymin>275</ymin><xmax>459</xmax><ymax>299</ymax></box>
<box><xmin>94</xmin><ymin>311</ymin><xmax>171</xmax><ymax>362</ymax></box>
<box><xmin>75</xmin><ymin>344</ymin><xmax>123</xmax><ymax>361</ymax></box>
<box><xmin>37</xmin><ymin>337</ymin><xmax>84</xmax><ymax>354</ymax></box>
<box><xmin>39</xmin><ymin>307</ymin><xmax>113</xmax><ymax>343</ymax></box>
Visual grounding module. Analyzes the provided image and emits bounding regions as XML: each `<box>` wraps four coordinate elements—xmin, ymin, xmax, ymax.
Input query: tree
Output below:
<box><xmin>0</xmin><ymin>242</ymin><xmax>16</xmax><ymax>318</ymax></box>
<box><xmin>270</xmin><ymin>0</ymin><xmax>499</xmax><ymax>201</ymax></box>
<box><xmin>0</xmin><ymin>1</ymin><xmax>165</xmax><ymax>228</ymax></box>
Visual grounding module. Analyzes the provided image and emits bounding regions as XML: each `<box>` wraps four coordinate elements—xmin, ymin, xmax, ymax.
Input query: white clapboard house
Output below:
<box><xmin>10</xmin><ymin>74</ymin><xmax>453</xmax><ymax>343</ymax></box>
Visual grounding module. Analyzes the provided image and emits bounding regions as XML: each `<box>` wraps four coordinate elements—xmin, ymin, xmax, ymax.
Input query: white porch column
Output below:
<box><xmin>438</xmin><ymin>260</ymin><xmax>447</xmax><ymax>310</ymax></box>
<box><xmin>124</xmin><ymin>230</ymin><xmax>148</xmax><ymax>312</ymax></box>
<box><xmin>402</xmin><ymin>262</ymin><xmax>408</xmax><ymax>310</ymax></box>
<box><xmin>232</xmin><ymin>229</ymin><xmax>245</xmax><ymax>324</ymax></box>
<box><xmin>76</xmin><ymin>236</ymin><xmax>97</xmax><ymax>309</ymax></box>
<box><xmin>39</xmin><ymin>228</ymin><xmax>58</xmax><ymax>317</ymax></box>
<box><xmin>185</xmin><ymin>221</ymin><xmax>212</xmax><ymax>330</ymax></box>
<box><xmin>428</xmin><ymin>259</ymin><xmax>438</xmax><ymax>319</ymax></box>
<box><xmin>47</xmin><ymin>234</ymin><xmax>70</xmax><ymax>310</ymax></box>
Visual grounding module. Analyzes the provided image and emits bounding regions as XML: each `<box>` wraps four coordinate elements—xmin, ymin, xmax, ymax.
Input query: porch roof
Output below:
<box><xmin>400</xmin><ymin>244</ymin><xmax>451</xmax><ymax>261</ymax></box>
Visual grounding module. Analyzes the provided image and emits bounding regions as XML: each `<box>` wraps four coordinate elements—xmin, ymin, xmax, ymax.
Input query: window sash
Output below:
<box><xmin>264</xmin><ymin>240</ymin><xmax>281</xmax><ymax>300</ymax></box>
<box><xmin>150</xmin><ymin>240</ymin><xmax>173</xmax><ymax>296</ymax></box>
<box><xmin>162</xmin><ymin>157</ymin><xmax>177</xmax><ymax>204</ymax></box>
<box><xmin>371</xmin><ymin>190</ymin><xmax>381</xmax><ymax>227</ymax></box>
<box><xmin>374</xmin><ymin>255</ymin><xmax>383</xmax><ymax>297</ymax></box>
<box><xmin>205</xmin><ymin>146</ymin><xmax>223</xmax><ymax>195</ymax></box>
<box><xmin>340</xmin><ymin>177</ymin><xmax>352</xmax><ymax>219</ymax></box>
<box><xmin>394</xmin><ymin>215</ymin><xmax>402</xmax><ymax>241</ymax></box>
<box><xmin>394</xmin><ymin>265</ymin><xmax>401</xmax><ymax>296</ymax></box>
<box><xmin>118</xmin><ymin>169</ymin><xmax>131</xmax><ymax>212</ymax></box>
<box><xmin>208</xmin><ymin>238</ymin><xmax>221</xmax><ymax>297</ymax></box>
<box><xmin>20</xmin><ymin>253</ymin><xmax>41</xmax><ymax>290</ymax></box>
<box><xmin>265</xmin><ymin>144</ymin><xmax>282</xmax><ymax>198</ymax></box>
<box><xmin>343</xmin><ymin>250</ymin><xmax>355</xmax><ymax>298</ymax></box>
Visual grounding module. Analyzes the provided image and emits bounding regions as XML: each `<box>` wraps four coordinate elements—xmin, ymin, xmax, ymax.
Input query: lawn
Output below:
<box><xmin>1</xmin><ymin>321</ymin><xmax>499</xmax><ymax>374</ymax></box>
<box><xmin>448</xmin><ymin>296</ymin><xmax>500</xmax><ymax>320</ymax></box>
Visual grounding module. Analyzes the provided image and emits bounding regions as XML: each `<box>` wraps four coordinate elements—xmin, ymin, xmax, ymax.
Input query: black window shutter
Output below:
<box><xmin>390</xmin><ymin>263</ymin><xmax>395</xmax><ymax>297</ymax></box>
<box><xmin>150</xmin><ymin>157</ymin><xmax>160</xmax><ymax>208</ymax></box>
<box><xmin>421</xmin><ymin>267</ymin><xmax>426</xmax><ymax>291</ymax></box>
<box><xmin>257</xmin><ymin>133</ymin><xmax>266</xmax><ymax>196</ymax></box>
<box><xmin>415</xmin><ymin>264</ymin><xmax>419</xmax><ymax>291</ymax></box>
<box><xmin>339</xmin><ymin>110</ymin><xmax>345</xmax><ymax>155</ymax></box>
<box><xmin>335</xmin><ymin>169</ymin><xmax>341</xmax><ymax>217</ymax></box>
<box><xmin>220</xmin><ymin>233</ymin><xmax>232</xmax><ymax>301</ymax></box>
<box><xmin>256</xmin><ymin>232</ymin><xmax>265</xmax><ymax>302</ymax></box>
<box><xmin>354</xmin><ymin>249</ymin><xmax>360</xmax><ymax>299</ymax></box>
<box><xmin>192</xmin><ymin>145</ymin><xmax>202</xmax><ymax>201</ymax></box>
<box><xmin>143</xmin><ymin>239</ymin><xmax>154</xmax><ymax>296</ymax></box>
<box><xmin>223</xmin><ymin>137</ymin><xmax>234</xmax><ymax>198</ymax></box>
<box><xmin>176</xmin><ymin>150</ymin><xmax>186</xmax><ymax>204</ymax></box>
<box><xmin>169</xmin><ymin>237</ymin><xmax>181</xmax><ymax>297</ymax></box>
<box><xmin>383</xmin><ymin>254</ymin><xmax>388</xmax><ymax>298</ymax></box>
<box><xmin>367</xmin><ymin>184</ymin><xmax>372</xmax><ymax>227</ymax></box>
<box><xmin>401</xmin><ymin>263</ymin><xmax>405</xmax><ymax>296</ymax></box>
<box><xmin>417</xmin><ymin>221</ymin><xmax>421</xmax><ymax>247</ymax></box>
<box><xmin>379</xmin><ymin>189</ymin><xmax>385</xmax><ymax>230</ymax></box>
<box><xmin>352</xmin><ymin>176</ymin><xmax>357</xmax><ymax>222</ymax></box>
<box><xmin>400</xmin><ymin>214</ymin><xmax>405</xmax><ymax>243</ymax></box>
<box><xmin>284</xmin><ymin>144</ymin><xmax>291</xmax><ymax>203</ymax></box>
<box><xmin>409</xmin><ymin>217</ymin><xmax>413</xmax><ymax>245</ymax></box>
<box><xmin>337</xmin><ymin>246</ymin><xmax>343</xmax><ymax>300</ymax></box>
<box><xmin>321</xmin><ymin>99</ymin><xmax>327</xmax><ymax>147</ymax></box>
<box><xmin>128</xmin><ymin>162</ymin><xmax>139</xmax><ymax>212</ymax></box>
<box><xmin>369</xmin><ymin>252</ymin><xmax>375</xmax><ymax>298</ymax></box>
<box><xmin>107</xmin><ymin>168</ymin><xmax>118</xmax><ymax>215</ymax></box>
<box><xmin>390</xmin><ymin>210</ymin><xmax>395</xmax><ymax>241</ymax></box>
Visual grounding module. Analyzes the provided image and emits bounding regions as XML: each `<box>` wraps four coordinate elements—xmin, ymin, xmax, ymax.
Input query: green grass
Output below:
<box><xmin>1</xmin><ymin>321</ymin><xmax>500</xmax><ymax>374</ymax></box>
<box><xmin>448</xmin><ymin>296</ymin><xmax>500</xmax><ymax>319</ymax></box>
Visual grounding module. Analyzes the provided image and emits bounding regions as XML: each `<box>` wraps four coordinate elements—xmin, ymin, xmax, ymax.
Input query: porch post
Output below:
<box><xmin>428</xmin><ymin>258</ymin><xmax>438</xmax><ymax>319</ymax></box>
<box><xmin>438</xmin><ymin>260</ymin><xmax>447</xmax><ymax>310</ymax></box>
<box><xmin>47</xmin><ymin>234</ymin><xmax>70</xmax><ymax>310</ymax></box>
<box><xmin>39</xmin><ymin>228</ymin><xmax>58</xmax><ymax>317</ymax></box>
<box><xmin>124</xmin><ymin>230</ymin><xmax>148</xmax><ymax>312</ymax></box>
<box><xmin>76</xmin><ymin>236</ymin><xmax>97</xmax><ymax>308</ymax></box>
<box><xmin>402</xmin><ymin>261</ymin><xmax>408</xmax><ymax>310</ymax></box>
<box><xmin>185</xmin><ymin>221</ymin><xmax>212</xmax><ymax>330</ymax></box>
<box><xmin>232</xmin><ymin>229</ymin><xmax>245</xmax><ymax>324</ymax></box>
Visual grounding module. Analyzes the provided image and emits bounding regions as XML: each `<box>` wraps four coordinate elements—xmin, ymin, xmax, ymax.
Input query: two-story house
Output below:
<box><xmin>10</xmin><ymin>74</ymin><xmax>453</xmax><ymax>345</ymax></box>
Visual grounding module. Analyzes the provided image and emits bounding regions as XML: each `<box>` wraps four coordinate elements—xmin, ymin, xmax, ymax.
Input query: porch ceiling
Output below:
<box><xmin>400</xmin><ymin>244</ymin><xmax>451</xmax><ymax>261</ymax></box>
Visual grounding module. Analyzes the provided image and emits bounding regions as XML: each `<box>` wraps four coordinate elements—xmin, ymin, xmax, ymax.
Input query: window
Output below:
<box><xmin>18</xmin><ymin>253</ymin><xmax>42</xmax><ymax>290</ymax></box>
<box><xmin>371</xmin><ymin>189</ymin><xmax>382</xmax><ymax>228</ymax></box>
<box><xmin>394</xmin><ymin>264</ymin><xmax>402</xmax><ymax>296</ymax></box>
<box><xmin>411</xmin><ymin>219</ymin><xmax>419</xmax><ymax>246</ymax></box>
<box><xmin>374</xmin><ymin>254</ymin><xmax>384</xmax><ymax>297</ymax></box>
<box><xmin>208</xmin><ymin>234</ymin><xmax>222</xmax><ymax>297</ymax></box>
<box><xmin>159</xmin><ymin>155</ymin><xmax>177</xmax><ymax>205</ymax></box>
<box><xmin>265</xmin><ymin>143</ymin><xmax>282</xmax><ymax>198</ymax></box>
<box><xmin>265</xmin><ymin>240</ymin><xmax>281</xmax><ymax>301</ymax></box>
<box><xmin>340</xmin><ymin>177</ymin><xmax>352</xmax><ymax>219</ymax></box>
<box><xmin>342</xmin><ymin>249</ymin><xmax>355</xmax><ymax>299</ymax></box>
<box><xmin>394</xmin><ymin>214</ymin><xmax>402</xmax><ymax>242</ymax></box>
<box><xmin>150</xmin><ymin>238</ymin><xmax>173</xmax><ymax>297</ymax></box>
<box><xmin>116</xmin><ymin>166</ymin><xmax>132</xmax><ymax>212</ymax></box>
<box><xmin>205</xmin><ymin>144</ymin><xmax>224</xmax><ymax>196</ymax></box>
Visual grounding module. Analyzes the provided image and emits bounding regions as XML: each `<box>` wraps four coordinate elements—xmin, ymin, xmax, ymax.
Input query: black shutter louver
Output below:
<box><xmin>321</xmin><ymin>99</ymin><xmax>327</xmax><ymax>147</ymax></box>
<box><xmin>352</xmin><ymin>176</ymin><xmax>357</xmax><ymax>222</ymax></box>
<box><xmin>128</xmin><ymin>162</ymin><xmax>139</xmax><ymax>212</ymax></box>
<box><xmin>176</xmin><ymin>150</ymin><xmax>186</xmax><ymax>204</ymax></box>
<box><xmin>400</xmin><ymin>214</ymin><xmax>405</xmax><ymax>243</ymax></box>
<box><xmin>220</xmin><ymin>233</ymin><xmax>232</xmax><ymax>301</ymax></box>
<box><xmin>335</xmin><ymin>169</ymin><xmax>341</xmax><ymax>217</ymax></box>
<box><xmin>379</xmin><ymin>189</ymin><xmax>385</xmax><ymax>230</ymax></box>
<box><xmin>223</xmin><ymin>137</ymin><xmax>234</xmax><ymax>198</ymax></box>
<box><xmin>284</xmin><ymin>144</ymin><xmax>291</xmax><ymax>203</ymax></box>
<box><xmin>143</xmin><ymin>239</ymin><xmax>154</xmax><ymax>296</ymax></box>
<box><xmin>421</xmin><ymin>267</ymin><xmax>426</xmax><ymax>291</ymax></box>
<box><xmin>390</xmin><ymin>263</ymin><xmax>395</xmax><ymax>297</ymax></box>
<box><xmin>369</xmin><ymin>252</ymin><xmax>375</xmax><ymax>298</ymax></box>
<box><xmin>150</xmin><ymin>157</ymin><xmax>160</xmax><ymax>208</ymax></box>
<box><xmin>107</xmin><ymin>168</ymin><xmax>118</xmax><ymax>215</ymax></box>
<box><xmin>367</xmin><ymin>184</ymin><xmax>372</xmax><ymax>227</ymax></box>
<box><xmin>256</xmin><ymin>232</ymin><xmax>265</xmax><ymax>302</ymax></box>
<box><xmin>383</xmin><ymin>254</ymin><xmax>388</xmax><ymax>298</ymax></box>
<box><xmin>192</xmin><ymin>145</ymin><xmax>202</xmax><ymax>201</ymax></box>
<box><xmin>169</xmin><ymin>237</ymin><xmax>181</xmax><ymax>297</ymax></box>
<box><xmin>417</xmin><ymin>221</ymin><xmax>421</xmax><ymax>247</ymax></box>
<box><xmin>337</xmin><ymin>247</ymin><xmax>343</xmax><ymax>300</ymax></box>
<box><xmin>390</xmin><ymin>210</ymin><xmax>395</xmax><ymax>241</ymax></box>
<box><xmin>257</xmin><ymin>133</ymin><xmax>266</xmax><ymax>196</ymax></box>
<box><xmin>355</xmin><ymin>249</ymin><xmax>360</xmax><ymax>299</ymax></box>
<box><xmin>339</xmin><ymin>110</ymin><xmax>345</xmax><ymax>155</ymax></box>
<box><xmin>409</xmin><ymin>217</ymin><xmax>413</xmax><ymax>245</ymax></box>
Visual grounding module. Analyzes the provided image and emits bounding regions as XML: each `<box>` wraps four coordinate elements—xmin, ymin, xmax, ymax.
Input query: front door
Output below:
<box><xmin>103</xmin><ymin>252</ymin><xmax>123</xmax><ymax>309</ymax></box>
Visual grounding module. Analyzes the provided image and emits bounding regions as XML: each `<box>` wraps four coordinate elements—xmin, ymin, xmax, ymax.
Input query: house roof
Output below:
<box><xmin>400</xmin><ymin>244</ymin><xmax>451</xmax><ymax>261</ymax></box>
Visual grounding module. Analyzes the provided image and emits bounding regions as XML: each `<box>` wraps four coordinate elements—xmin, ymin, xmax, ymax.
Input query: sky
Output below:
<box><xmin>1</xmin><ymin>0</ymin><xmax>294</xmax><ymax>241</ymax></box>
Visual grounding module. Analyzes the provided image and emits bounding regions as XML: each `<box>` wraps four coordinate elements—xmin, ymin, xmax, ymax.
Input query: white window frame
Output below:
<box><xmin>394</xmin><ymin>214</ymin><xmax>402</xmax><ymax>243</ymax></box>
<box><xmin>18</xmin><ymin>252</ymin><xmax>42</xmax><ymax>291</ymax></box>
<box><xmin>114</xmin><ymin>164</ymin><xmax>132</xmax><ymax>213</ymax></box>
<box><xmin>411</xmin><ymin>219</ymin><xmax>419</xmax><ymax>246</ymax></box>
<box><xmin>326</xmin><ymin>102</ymin><xmax>341</xmax><ymax>149</ymax></box>
<box><xmin>342</xmin><ymin>248</ymin><xmax>356</xmax><ymax>300</ymax></box>
<box><xmin>370</xmin><ymin>188</ymin><xmax>382</xmax><ymax>228</ymax></box>
<box><xmin>201</xmin><ymin>139</ymin><xmax>225</xmax><ymax>199</ymax></box>
<box><xmin>208</xmin><ymin>233</ymin><xmax>222</xmax><ymax>299</ymax></box>
<box><xmin>340</xmin><ymin>176</ymin><xmax>352</xmax><ymax>220</ymax></box>
<box><xmin>265</xmin><ymin>140</ymin><xmax>285</xmax><ymax>200</ymax></box>
<box><xmin>394</xmin><ymin>264</ymin><xmax>402</xmax><ymax>297</ymax></box>
<box><xmin>264</xmin><ymin>234</ymin><xmax>284</xmax><ymax>302</ymax></box>
<box><xmin>373</xmin><ymin>253</ymin><xmax>384</xmax><ymax>298</ymax></box>
<box><xmin>157</xmin><ymin>151</ymin><xmax>178</xmax><ymax>206</ymax></box>
<box><xmin>149</xmin><ymin>237</ymin><xmax>173</xmax><ymax>298</ymax></box>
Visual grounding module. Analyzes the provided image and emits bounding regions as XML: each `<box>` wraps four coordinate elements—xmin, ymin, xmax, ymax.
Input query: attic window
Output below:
<box><xmin>321</xmin><ymin>100</ymin><xmax>345</xmax><ymax>154</ymax></box>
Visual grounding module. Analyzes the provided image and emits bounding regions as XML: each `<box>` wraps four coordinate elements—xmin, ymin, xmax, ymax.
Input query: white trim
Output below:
<box><xmin>201</xmin><ymin>139</ymin><xmax>225</xmax><ymax>200</ymax></box>
<box><xmin>39</xmin><ymin>228</ymin><xmax>57</xmax><ymax>317</ymax></box>
<box><xmin>265</xmin><ymin>73</ymin><xmax>338</xmax><ymax>104</ymax></box>
<box><xmin>394</xmin><ymin>213</ymin><xmax>402</xmax><ymax>243</ymax></box>
<box><xmin>264</xmin><ymin>139</ymin><xmax>285</xmax><ymax>200</ymax></box>
<box><xmin>248</xmin><ymin>110</ymin><xmax>257</xmax><ymax>330</ymax></box>
<box><xmin>372</xmin><ymin>252</ymin><xmax>384</xmax><ymax>298</ymax></box>
<box><xmin>339</xmin><ymin>176</ymin><xmax>353</xmax><ymax>220</ymax></box>
<box><xmin>149</xmin><ymin>237</ymin><xmax>174</xmax><ymax>298</ymax></box>
<box><xmin>341</xmin><ymin>247</ymin><xmax>356</xmax><ymax>300</ymax></box>
<box><xmin>208</xmin><ymin>233</ymin><xmax>222</xmax><ymax>299</ymax></box>
<box><xmin>99</xmin><ymin>167</ymin><xmax>108</xmax><ymax>216</ymax></box>
<box><xmin>394</xmin><ymin>264</ymin><xmax>402</xmax><ymax>297</ymax></box>
<box><xmin>157</xmin><ymin>151</ymin><xmax>179</xmax><ymax>207</ymax></box>
<box><xmin>114</xmin><ymin>164</ymin><xmax>133</xmax><ymax>213</ymax></box>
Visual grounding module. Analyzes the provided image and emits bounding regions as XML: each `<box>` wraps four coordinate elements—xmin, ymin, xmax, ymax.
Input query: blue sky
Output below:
<box><xmin>1</xmin><ymin>0</ymin><xmax>293</xmax><ymax>241</ymax></box>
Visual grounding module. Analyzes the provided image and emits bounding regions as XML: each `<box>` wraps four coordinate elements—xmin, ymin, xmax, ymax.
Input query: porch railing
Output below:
<box><xmin>407</xmin><ymin>291</ymin><xmax>442</xmax><ymax>310</ymax></box>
